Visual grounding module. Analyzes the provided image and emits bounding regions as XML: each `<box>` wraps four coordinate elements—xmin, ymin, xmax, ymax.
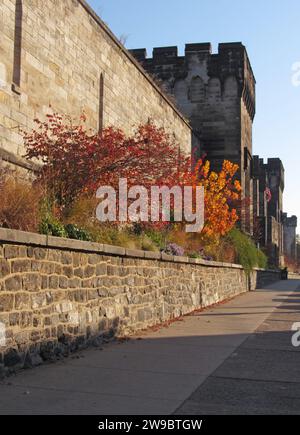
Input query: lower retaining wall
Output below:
<box><xmin>0</xmin><ymin>228</ymin><xmax>281</xmax><ymax>375</ymax></box>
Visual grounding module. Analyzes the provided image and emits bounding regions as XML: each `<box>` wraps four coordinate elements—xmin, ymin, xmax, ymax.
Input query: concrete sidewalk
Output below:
<box><xmin>0</xmin><ymin>279</ymin><xmax>299</xmax><ymax>415</ymax></box>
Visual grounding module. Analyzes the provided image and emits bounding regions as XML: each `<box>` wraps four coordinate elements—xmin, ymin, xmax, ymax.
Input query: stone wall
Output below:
<box><xmin>0</xmin><ymin>228</ymin><xmax>280</xmax><ymax>375</ymax></box>
<box><xmin>0</xmin><ymin>0</ymin><xmax>193</xmax><ymax>170</ymax></box>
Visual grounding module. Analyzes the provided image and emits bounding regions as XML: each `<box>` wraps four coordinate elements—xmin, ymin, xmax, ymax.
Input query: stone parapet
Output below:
<box><xmin>0</xmin><ymin>228</ymin><xmax>280</xmax><ymax>375</ymax></box>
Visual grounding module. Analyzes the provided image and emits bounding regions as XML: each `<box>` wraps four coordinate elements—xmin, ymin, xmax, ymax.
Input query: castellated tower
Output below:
<box><xmin>259</xmin><ymin>158</ymin><xmax>285</xmax><ymax>267</ymax></box>
<box><xmin>130</xmin><ymin>43</ymin><xmax>256</xmax><ymax>234</ymax></box>
<box><xmin>283</xmin><ymin>214</ymin><xmax>298</xmax><ymax>263</ymax></box>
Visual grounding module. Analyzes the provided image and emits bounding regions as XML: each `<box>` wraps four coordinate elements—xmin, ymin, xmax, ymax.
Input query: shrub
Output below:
<box><xmin>202</xmin><ymin>238</ymin><xmax>236</xmax><ymax>263</ymax></box>
<box><xmin>188</xmin><ymin>252</ymin><xmax>202</xmax><ymax>259</ymax></box>
<box><xmin>256</xmin><ymin>248</ymin><xmax>268</xmax><ymax>269</ymax></box>
<box><xmin>63</xmin><ymin>195</ymin><xmax>98</xmax><ymax>228</ymax></box>
<box><xmin>140</xmin><ymin>235</ymin><xmax>159</xmax><ymax>252</ymax></box>
<box><xmin>39</xmin><ymin>218</ymin><xmax>92</xmax><ymax>241</ymax></box>
<box><xmin>39</xmin><ymin>215</ymin><xmax>67</xmax><ymax>238</ymax></box>
<box><xmin>24</xmin><ymin>114</ymin><xmax>191</xmax><ymax>209</ymax></box>
<box><xmin>64</xmin><ymin>224</ymin><xmax>92</xmax><ymax>241</ymax></box>
<box><xmin>227</xmin><ymin>228</ymin><xmax>267</xmax><ymax>273</ymax></box>
<box><xmin>163</xmin><ymin>243</ymin><xmax>185</xmax><ymax>257</ymax></box>
<box><xmin>0</xmin><ymin>169</ymin><xmax>42</xmax><ymax>232</ymax></box>
<box><xmin>144</xmin><ymin>228</ymin><xmax>167</xmax><ymax>250</ymax></box>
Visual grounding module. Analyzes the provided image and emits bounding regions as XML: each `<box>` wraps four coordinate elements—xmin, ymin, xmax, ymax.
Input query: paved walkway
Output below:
<box><xmin>0</xmin><ymin>279</ymin><xmax>299</xmax><ymax>415</ymax></box>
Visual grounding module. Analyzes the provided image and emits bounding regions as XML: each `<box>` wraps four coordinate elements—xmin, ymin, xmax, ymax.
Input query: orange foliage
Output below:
<box><xmin>188</xmin><ymin>158</ymin><xmax>241</xmax><ymax>237</ymax></box>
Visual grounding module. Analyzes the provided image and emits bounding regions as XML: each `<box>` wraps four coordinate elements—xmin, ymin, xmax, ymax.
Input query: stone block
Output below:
<box><xmin>32</xmin><ymin>293</ymin><xmax>47</xmax><ymax>309</ymax></box>
<box><xmin>49</xmin><ymin>275</ymin><xmax>59</xmax><ymax>289</ymax></box>
<box><xmin>126</xmin><ymin>249</ymin><xmax>145</xmax><ymax>259</ymax></box>
<box><xmin>4</xmin><ymin>349</ymin><xmax>22</xmax><ymax>367</ymax></box>
<box><xmin>103</xmin><ymin>244</ymin><xmax>126</xmax><ymax>256</ymax></box>
<box><xmin>61</xmin><ymin>252</ymin><xmax>73</xmax><ymax>265</ymax></box>
<box><xmin>144</xmin><ymin>251</ymin><xmax>161</xmax><ymax>260</ymax></box>
<box><xmin>84</xmin><ymin>265</ymin><xmax>95</xmax><ymax>278</ymax></box>
<box><xmin>0</xmin><ymin>294</ymin><xmax>14</xmax><ymax>312</ymax></box>
<box><xmin>11</xmin><ymin>259</ymin><xmax>31</xmax><ymax>273</ymax></box>
<box><xmin>96</xmin><ymin>263</ymin><xmax>107</xmax><ymax>276</ymax></box>
<box><xmin>161</xmin><ymin>253</ymin><xmax>175</xmax><ymax>262</ymax></box>
<box><xmin>33</xmin><ymin>248</ymin><xmax>47</xmax><ymax>260</ymax></box>
<box><xmin>0</xmin><ymin>258</ymin><xmax>10</xmax><ymax>278</ymax></box>
<box><xmin>9</xmin><ymin>312</ymin><xmax>19</xmax><ymax>326</ymax></box>
<box><xmin>22</xmin><ymin>274</ymin><xmax>41</xmax><ymax>292</ymax></box>
<box><xmin>4</xmin><ymin>245</ymin><xmax>22</xmax><ymax>259</ymax></box>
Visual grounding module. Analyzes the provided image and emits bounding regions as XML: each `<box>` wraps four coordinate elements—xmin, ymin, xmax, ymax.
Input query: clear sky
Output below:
<box><xmin>88</xmin><ymin>0</ymin><xmax>300</xmax><ymax>224</ymax></box>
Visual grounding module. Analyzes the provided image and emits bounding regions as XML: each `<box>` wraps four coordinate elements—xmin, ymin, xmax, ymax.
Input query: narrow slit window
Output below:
<box><xmin>12</xmin><ymin>0</ymin><xmax>23</xmax><ymax>92</ymax></box>
<box><xmin>98</xmin><ymin>73</ymin><xmax>104</xmax><ymax>132</ymax></box>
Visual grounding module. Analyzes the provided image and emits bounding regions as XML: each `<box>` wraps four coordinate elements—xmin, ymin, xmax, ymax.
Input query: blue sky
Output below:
<box><xmin>89</xmin><ymin>0</ymin><xmax>300</xmax><ymax>223</ymax></box>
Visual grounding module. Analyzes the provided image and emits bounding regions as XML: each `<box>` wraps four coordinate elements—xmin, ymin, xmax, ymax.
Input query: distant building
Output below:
<box><xmin>252</xmin><ymin>157</ymin><xmax>285</xmax><ymax>267</ymax></box>
<box><xmin>283</xmin><ymin>214</ymin><xmax>298</xmax><ymax>263</ymax></box>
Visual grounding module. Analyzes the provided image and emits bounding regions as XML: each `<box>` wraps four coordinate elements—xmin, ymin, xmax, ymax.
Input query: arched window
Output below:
<box><xmin>98</xmin><ymin>73</ymin><xmax>104</xmax><ymax>132</ymax></box>
<box><xmin>189</xmin><ymin>76</ymin><xmax>205</xmax><ymax>103</ymax></box>
<box><xmin>12</xmin><ymin>0</ymin><xmax>23</xmax><ymax>93</ymax></box>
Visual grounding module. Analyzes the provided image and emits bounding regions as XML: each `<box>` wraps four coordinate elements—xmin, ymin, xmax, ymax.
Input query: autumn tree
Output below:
<box><xmin>185</xmin><ymin>158</ymin><xmax>241</xmax><ymax>238</ymax></box>
<box><xmin>24</xmin><ymin>113</ymin><xmax>191</xmax><ymax>210</ymax></box>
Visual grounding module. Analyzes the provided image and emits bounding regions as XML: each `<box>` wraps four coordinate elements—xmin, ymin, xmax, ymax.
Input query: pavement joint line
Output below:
<box><xmin>211</xmin><ymin>375</ymin><xmax>300</xmax><ymax>385</ymax></box>
<box><xmin>0</xmin><ymin>382</ymin><xmax>185</xmax><ymax>403</ymax></box>
<box><xmin>99</xmin><ymin>345</ymin><xmax>239</xmax><ymax>353</ymax></box>
<box><xmin>64</xmin><ymin>362</ymin><xmax>228</xmax><ymax>377</ymax></box>
<box><xmin>241</xmin><ymin>346</ymin><xmax>299</xmax><ymax>352</ymax></box>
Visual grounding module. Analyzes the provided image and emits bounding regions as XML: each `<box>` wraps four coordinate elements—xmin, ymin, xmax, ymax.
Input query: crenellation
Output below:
<box><xmin>185</xmin><ymin>43</ymin><xmax>212</xmax><ymax>54</ymax></box>
<box><xmin>153</xmin><ymin>46</ymin><xmax>178</xmax><ymax>61</ymax></box>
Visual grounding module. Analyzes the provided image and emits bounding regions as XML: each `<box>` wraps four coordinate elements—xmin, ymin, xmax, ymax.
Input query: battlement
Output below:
<box><xmin>252</xmin><ymin>155</ymin><xmax>267</xmax><ymax>180</ymax></box>
<box><xmin>252</xmin><ymin>156</ymin><xmax>285</xmax><ymax>226</ymax></box>
<box><xmin>283</xmin><ymin>214</ymin><xmax>298</xmax><ymax>227</ymax></box>
<box><xmin>153</xmin><ymin>46</ymin><xmax>178</xmax><ymax>60</ymax></box>
<box><xmin>253</xmin><ymin>156</ymin><xmax>285</xmax><ymax>176</ymax></box>
<box><xmin>130</xmin><ymin>42</ymin><xmax>249</xmax><ymax>61</ymax></box>
<box><xmin>129</xmin><ymin>48</ymin><xmax>147</xmax><ymax>62</ymax></box>
<box><xmin>130</xmin><ymin>42</ymin><xmax>256</xmax><ymax>121</ymax></box>
<box><xmin>265</xmin><ymin>158</ymin><xmax>285</xmax><ymax>190</ymax></box>
<box><xmin>267</xmin><ymin>158</ymin><xmax>285</xmax><ymax>171</ymax></box>
<box><xmin>185</xmin><ymin>42</ymin><xmax>212</xmax><ymax>54</ymax></box>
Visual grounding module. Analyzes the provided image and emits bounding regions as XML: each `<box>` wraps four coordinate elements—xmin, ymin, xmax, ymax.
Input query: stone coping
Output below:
<box><xmin>0</xmin><ymin>227</ymin><xmax>279</xmax><ymax>273</ymax></box>
<box><xmin>0</xmin><ymin>147</ymin><xmax>41</xmax><ymax>172</ymax></box>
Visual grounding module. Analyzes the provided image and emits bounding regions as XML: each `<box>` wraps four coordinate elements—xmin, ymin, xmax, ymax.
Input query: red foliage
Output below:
<box><xmin>24</xmin><ymin>113</ymin><xmax>191</xmax><ymax>209</ymax></box>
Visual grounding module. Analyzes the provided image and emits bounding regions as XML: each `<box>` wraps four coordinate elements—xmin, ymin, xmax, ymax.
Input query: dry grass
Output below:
<box><xmin>0</xmin><ymin>165</ymin><xmax>42</xmax><ymax>232</ymax></box>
